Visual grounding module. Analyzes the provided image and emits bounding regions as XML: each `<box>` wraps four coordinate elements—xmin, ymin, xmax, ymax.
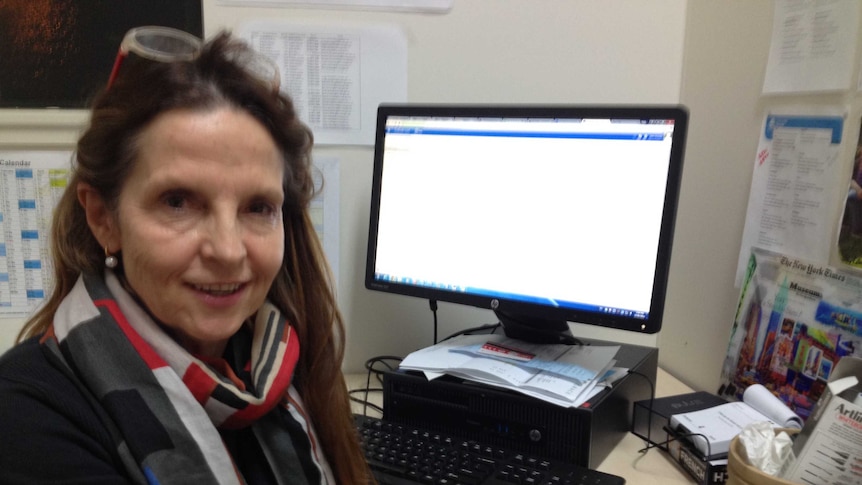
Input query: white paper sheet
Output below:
<box><xmin>743</xmin><ymin>383</ymin><xmax>802</xmax><ymax>430</ymax></box>
<box><xmin>763</xmin><ymin>0</ymin><xmax>859</xmax><ymax>94</ymax></box>
<box><xmin>735</xmin><ymin>111</ymin><xmax>845</xmax><ymax>286</ymax></box>
<box><xmin>238</xmin><ymin>20</ymin><xmax>407</xmax><ymax>146</ymax></box>
<box><xmin>398</xmin><ymin>334</ymin><xmax>621</xmax><ymax>408</ymax></box>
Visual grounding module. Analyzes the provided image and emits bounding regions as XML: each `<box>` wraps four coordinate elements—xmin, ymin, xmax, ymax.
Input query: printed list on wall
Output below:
<box><xmin>0</xmin><ymin>151</ymin><xmax>71</xmax><ymax>316</ymax></box>
<box><xmin>238</xmin><ymin>20</ymin><xmax>407</xmax><ymax>146</ymax></box>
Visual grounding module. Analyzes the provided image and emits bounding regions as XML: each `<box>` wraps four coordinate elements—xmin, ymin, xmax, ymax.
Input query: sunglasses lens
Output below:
<box><xmin>123</xmin><ymin>26</ymin><xmax>202</xmax><ymax>62</ymax></box>
<box><xmin>108</xmin><ymin>26</ymin><xmax>202</xmax><ymax>88</ymax></box>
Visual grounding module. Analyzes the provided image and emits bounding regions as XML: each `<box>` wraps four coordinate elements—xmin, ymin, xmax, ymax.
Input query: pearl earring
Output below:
<box><xmin>105</xmin><ymin>247</ymin><xmax>118</xmax><ymax>269</ymax></box>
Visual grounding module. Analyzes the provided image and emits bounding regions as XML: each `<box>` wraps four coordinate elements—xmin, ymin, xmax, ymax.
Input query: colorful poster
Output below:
<box><xmin>720</xmin><ymin>248</ymin><xmax>862</xmax><ymax>422</ymax></box>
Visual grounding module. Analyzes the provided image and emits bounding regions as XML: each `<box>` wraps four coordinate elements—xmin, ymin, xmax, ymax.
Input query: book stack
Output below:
<box><xmin>631</xmin><ymin>392</ymin><xmax>729</xmax><ymax>485</ymax></box>
<box><xmin>665</xmin><ymin>426</ymin><xmax>729</xmax><ymax>485</ymax></box>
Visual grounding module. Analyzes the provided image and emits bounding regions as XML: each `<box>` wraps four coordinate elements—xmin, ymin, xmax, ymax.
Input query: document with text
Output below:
<box><xmin>239</xmin><ymin>20</ymin><xmax>407</xmax><ymax>146</ymax></box>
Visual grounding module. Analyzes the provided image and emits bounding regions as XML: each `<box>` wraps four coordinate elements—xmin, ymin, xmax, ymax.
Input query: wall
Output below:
<box><xmin>670</xmin><ymin>2</ymin><xmax>862</xmax><ymax>393</ymax></box>
<box><xmin>0</xmin><ymin>1</ymin><xmax>804</xmax><ymax>393</ymax></box>
<box><xmin>666</xmin><ymin>2</ymin><xmax>775</xmax><ymax>392</ymax></box>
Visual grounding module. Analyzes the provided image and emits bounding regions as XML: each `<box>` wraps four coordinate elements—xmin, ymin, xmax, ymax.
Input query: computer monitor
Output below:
<box><xmin>365</xmin><ymin>104</ymin><xmax>687</xmax><ymax>344</ymax></box>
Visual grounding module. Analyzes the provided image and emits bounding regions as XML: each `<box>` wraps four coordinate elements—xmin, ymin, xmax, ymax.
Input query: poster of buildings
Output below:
<box><xmin>720</xmin><ymin>248</ymin><xmax>862</xmax><ymax>421</ymax></box>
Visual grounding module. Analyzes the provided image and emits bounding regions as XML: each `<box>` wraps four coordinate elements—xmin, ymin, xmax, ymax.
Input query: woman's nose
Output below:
<box><xmin>202</xmin><ymin>212</ymin><xmax>247</xmax><ymax>263</ymax></box>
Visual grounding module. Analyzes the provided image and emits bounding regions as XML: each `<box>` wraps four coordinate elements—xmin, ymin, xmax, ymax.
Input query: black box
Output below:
<box><xmin>632</xmin><ymin>391</ymin><xmax>727</xmax><ymax>450</ymax></box>
<box><xmin>666</xmin><ymin>426</ymin><xmax>729</xmax><ymax>485</ymax></box>
<box><xmin>383</xmin><ymin>340</ymin><xmax>657</xmax><ymax>469</ymax></box>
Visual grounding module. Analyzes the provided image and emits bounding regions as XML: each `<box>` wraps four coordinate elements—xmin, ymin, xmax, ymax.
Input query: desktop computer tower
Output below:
<box><xmin>382</xmin><ymin>340</ymin><xmax>658</xmax><ymax>469</ymax></box>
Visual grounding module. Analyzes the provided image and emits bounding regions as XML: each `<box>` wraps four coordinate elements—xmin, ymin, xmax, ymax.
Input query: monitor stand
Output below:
<box><xmin>494</xmin><ymin>309</ymin><xmax>580</xmax><ymax>345</ymax></box>
<box><xmin>381</xmin><ymin>337</ymin><xmax>658</xmax><ymax>469</ymax></box>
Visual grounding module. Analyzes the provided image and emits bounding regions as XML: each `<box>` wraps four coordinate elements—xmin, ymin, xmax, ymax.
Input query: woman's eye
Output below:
<box><xmin>161</xmin><ymin>191</ymin><xmax>188</xmax><ymax>210</ymax></box>
<box><xmin>249</xmin><ymin>200</ymin><xmax>278</xmax><ymax>216</ymax></box>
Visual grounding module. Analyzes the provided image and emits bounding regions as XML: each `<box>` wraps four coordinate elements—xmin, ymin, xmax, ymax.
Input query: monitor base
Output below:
<box><xmin>494</xmin><ymin>309</ymin><xmax>579</xmax><ymax>345</ymax></box>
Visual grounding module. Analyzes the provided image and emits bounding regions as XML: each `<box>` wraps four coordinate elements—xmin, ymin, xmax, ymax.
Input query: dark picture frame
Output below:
<box><xmin>0</xmin><ymin>0</ymin><xmax>202</xmax><ymax>108</ymax></box>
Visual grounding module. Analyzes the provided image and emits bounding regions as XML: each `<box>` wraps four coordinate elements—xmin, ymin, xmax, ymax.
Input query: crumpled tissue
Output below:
<box><xmin>738</xmin><ymin>421</ymin><xmax>795</xmax><ymax>476</ymax></box>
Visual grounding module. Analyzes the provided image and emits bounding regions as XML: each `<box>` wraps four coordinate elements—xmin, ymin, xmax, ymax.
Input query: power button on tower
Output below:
<box><xmin>529</xmin><ymin>429</ymin><xmax>542</xmax><ymax>442</ymax></box>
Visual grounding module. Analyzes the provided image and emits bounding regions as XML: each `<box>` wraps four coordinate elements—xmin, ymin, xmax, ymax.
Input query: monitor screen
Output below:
<box><xmin>365</xmin><ymin>104</ymin><xmax>687</xmax><ymax>343</ymax></box>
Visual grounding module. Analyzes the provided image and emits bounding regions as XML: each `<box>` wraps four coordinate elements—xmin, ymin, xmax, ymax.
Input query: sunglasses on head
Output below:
<box><xmin>107</xmin><ymin>26</ymin><xmax>280</xmax><ymax>92</ymax></box>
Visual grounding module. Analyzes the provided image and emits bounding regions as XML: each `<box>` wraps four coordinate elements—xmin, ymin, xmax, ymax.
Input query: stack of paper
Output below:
<box><xmin>399</xmin><ymin>334</ymin><xmax>625</xmax><ymax>408</ymax></box>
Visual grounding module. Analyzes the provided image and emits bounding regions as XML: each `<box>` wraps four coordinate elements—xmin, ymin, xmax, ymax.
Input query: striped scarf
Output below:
<box><xmin>41</xmin><ymin>272</ymin><xmax>334</xmax><ymax>484</ymax></box>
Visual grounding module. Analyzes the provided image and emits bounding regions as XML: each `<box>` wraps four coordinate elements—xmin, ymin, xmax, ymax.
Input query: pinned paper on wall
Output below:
<box><xmin>762</xmin><ymin>0</ymin><xmax>859</xmax><ymax>94</ymax></box>
<box><xmin>735</xmin><ymin>110</ymin><xmax>845</xmax><ymax>287</ymax></box>
<box><xmin>238</xmin><ymin>20</ymin><xmax>407</xmax><ymax>146</ymax></box>
<box><xmin>0</xmin><ymin>151</ymin><xmax>72</xmax><ymax>316</ymax></box>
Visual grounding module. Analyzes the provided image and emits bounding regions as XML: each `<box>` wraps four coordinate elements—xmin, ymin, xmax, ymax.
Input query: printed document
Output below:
<box><xmin>735</xmin><ymin>111</ymin><xmax>845</xmax><ymax>286</ymax></box>
<box><xmin>399</xmin><ymin>334</ymin><xmax>621</xmax><ymax>408</ymax></box>
<box><xmin>763</xmin><ymin>0</ymin><xmax>858</xmax><ymax>94</ymax></box>
<box><xmin>238</xmin><ymin>20</ymin><xmax>407</xmax><ymax>146</ymax></box>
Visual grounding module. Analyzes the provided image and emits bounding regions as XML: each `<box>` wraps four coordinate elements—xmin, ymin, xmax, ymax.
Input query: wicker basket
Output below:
<box><xmin>726</xmin><ymin>430</ymin><xmax>798</xmax><ymax>485</ymax></box>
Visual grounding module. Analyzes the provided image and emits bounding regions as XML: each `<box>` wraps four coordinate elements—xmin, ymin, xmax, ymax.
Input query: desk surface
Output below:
<box><xmin>346</xmin><ymin>367</ymin><xmax>697</xmax><ymax>484</ymax></box>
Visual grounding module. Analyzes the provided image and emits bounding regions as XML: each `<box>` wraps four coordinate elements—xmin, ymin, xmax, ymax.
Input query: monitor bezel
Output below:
<box><xmin>364</xmin><ymin>103</ymin><xmax>688</xmax><ymax>336</ymax></box>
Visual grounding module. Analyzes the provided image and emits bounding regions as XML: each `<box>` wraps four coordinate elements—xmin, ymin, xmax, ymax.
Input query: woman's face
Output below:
<box><xmin>111</xmin><ymin>107</ymin><xmax>285</xmax><ymax>357</ymax></box>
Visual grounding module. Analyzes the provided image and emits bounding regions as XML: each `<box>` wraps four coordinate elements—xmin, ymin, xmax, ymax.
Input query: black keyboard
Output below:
<box><xmin>355</xmin><ymin>414</ymin><xmax>625</xmax><ymax>485</ymax></box>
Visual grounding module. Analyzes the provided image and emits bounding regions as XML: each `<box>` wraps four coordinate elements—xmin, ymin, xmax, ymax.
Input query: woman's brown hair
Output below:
<box><xmin>18</xmin><ymin>31</ymin><xmax>371</xmax><ymax>484</ymax></box>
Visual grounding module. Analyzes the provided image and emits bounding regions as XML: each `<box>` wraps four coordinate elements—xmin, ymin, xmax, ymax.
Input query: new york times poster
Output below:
<box><xmin>720</xmin><ymin>248</ymin><xmax>862</xmax><ymax>421</ymax></box>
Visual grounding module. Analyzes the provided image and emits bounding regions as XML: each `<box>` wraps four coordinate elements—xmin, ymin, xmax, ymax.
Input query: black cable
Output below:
<box><xmin>429</xmin><ymin>299</ymin><xmax>438</xmax><ymax>343</ymax></box>
<box><xmin>627</xmin><ymin>370</ymin><xmax>657</xmax><ymax>454</ymax></box>
<box><xmin>440</xmin><ymin>322</ymin><xmax>502</xmax><ymax>342</ymax></box>
<box><xmin>354</xmin><ymin>316</ymin><xmax>502</xmax><ymax>415</ymax></box>
<box><xmin>627</xmin><ymin>370</ymin><xmax>720</xmax><ymax>460</ymax></box>
<box><xmin>628</xmin><ymin>367</ymin><xmax>715</xmax><ymax>460</ymax></box>
<box><xmin>356</xmin><ymin>355</ymin><xmax>403</xmax><ymax>416</ymax></box>
<box><xmin>356</xmin><ymin>314</ymin><xmax>502</xmax><ymax>414</ymax></box>
<box><xmin>639</xmin><ymin>428</ymin><xmax>716</xmax><ymax>461</ymax></box>
<box><xmin>349</xmin><ymin>389</ymin><xmax>384</xmax><ymax>415</ymax></box>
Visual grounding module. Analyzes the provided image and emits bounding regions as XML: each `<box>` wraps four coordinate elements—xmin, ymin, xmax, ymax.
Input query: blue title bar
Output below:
<box><xmin>385</xmin><ymin>126</ymin><xmax>665</xmax><ymax>141</ymax></box>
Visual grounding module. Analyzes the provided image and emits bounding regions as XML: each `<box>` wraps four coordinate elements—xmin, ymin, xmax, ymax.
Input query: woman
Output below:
<box><xmin>0</xmin><ymin>30</ymin><xmax>371</xmax><ymax>484</ymax></box>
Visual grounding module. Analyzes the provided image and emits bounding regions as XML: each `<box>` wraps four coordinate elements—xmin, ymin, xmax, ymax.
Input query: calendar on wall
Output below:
<box><xmin>0</xmin><ymin>151</ymin><xmax>71</xmax><ymax>316</ymax></box>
